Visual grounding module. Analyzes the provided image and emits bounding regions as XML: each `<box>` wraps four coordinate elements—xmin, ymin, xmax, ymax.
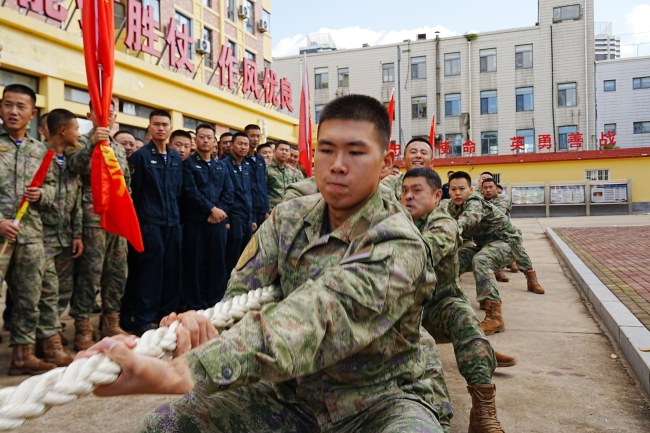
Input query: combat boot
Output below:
<box><xmin>74</xmin><ymin>318</ymin><xmax>94</xmax><ymax>351</ymax></box>
<box><xmin>524</xmin><ymin>269</ymin><xmax>545</xmax><ymax>294</ymax></box>
<box><xmin>494</xmin><ymin>268</ymin><xmax>509</xmax><ymax>283</ymax></box>
<box><xmin>36</xmin><ymin>333</ymin><xmax>74</xmax><ymax>367</ymax></box>
<box><xmin>495</xmin><ymin>351</ymin><xmax>517</xmax><ymax>368</ymax></box>
<box><xmin>479</xmin><ymin>301</ymin><xmax>505</xmax><ymax>335</ymax></box>
<box><xmin>8</xmin><ymin>344</ymin><xmax>56</xmax><ymax>376</ymax></box>
<box><xmin>101</xmin><ymin>312</ymin><xmax>129</xmax><ymax>338</ymax></box>
<box><xmin>467</xmin><ymin>384</ymin><xmax>505</xmax><ymax>433</ymax></box>
<box><xmin>506</xmin><ymin>262</ymin><xmax>519</xmax><ymax>273</ymax></box>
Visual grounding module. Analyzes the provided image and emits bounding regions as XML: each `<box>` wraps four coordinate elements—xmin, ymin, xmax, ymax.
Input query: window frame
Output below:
<box><xmin>515</xmin><ymin>44</ymin><xmax>533</xmax><ymax>69</ymax></box>
<box><xmin>382</xmin><ymin>63</ymin><xmax>394</xmax><ymax>83</ymax></box>
<box><xmin>516</xmin><ymin>87</ymin><xmax>534</xmax><ymax>112</ymax></box>
<box><xmin>410</xmin><ymin>56</ymin><xmax>426</xmax><ymax>80</ymax></box>
<box><xmin>553</xmin><ymin>4</ymin><xmax>581</xmax><ymax>22</ymax></box>
<box><xmin>481</xmin><ymin>131</ymin><xmax>499</xmax><ymax>155</ymax></box>
<box><xmin>479</xmin><ymin>48</ymin><xmax>497</xmax><ymax>73</ymax></box>
<box><xmin>558</xmin><ymin>125</ymin><xmax>578</xmax><ymax>150</ymax></box>
<box><xmin>411</xmin><ymin>96</ymin><xmax>427</xmax><ymax>119</ymax></box>
<box><xmin>480</xmin><ymin>90</ymin><xmax>497</xmax><ymax>115</ymax></box>
<box><xmin>445</xmin><ymin>93</ymin><xmax>461</xmax><ymax>117</ymax></box>
<box><xmin>603</xmin><ymin>80</ymin><xmax>616</xmax><ymax>92</ymax></box>
<box><xmin>515</xmin><ymin>128</ymin><xmax>535</xmax><ymax>153</ymax></box>
<box><xmin>633</xmin><ymin>121</ymin><xmax>650</xmax><ymax>134</ymax></box>
<box><xmin>558</xmin><ymin>82</ymin><xmax>577</xmax><ymax>107</ymax></box>
<box><xmin>314</xmin><ymin>67</ymin><xmax>329</xmax><ymax>90</ymax></box>
<box><xmin>337</xmin><ymin>67</ymin><xmax>349</xmax><ymax>88</ymax></box>
<box><xmin>633</xmin><ymin>77</ymin><xmax>650</xmax><ymax>89</ymax></box>
<box><xmin>444</xmin><ymin>52</ymin><xmax>460</xmax><ymax>76</ymax></box>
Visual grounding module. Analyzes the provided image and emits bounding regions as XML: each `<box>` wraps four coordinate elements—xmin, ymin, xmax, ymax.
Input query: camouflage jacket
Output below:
<box><xmin>415</xmin><ymin>206</ymin><xmax>466</xmax><ymax>302</ymax></box>
<box><xmin>447</xmin><ymin>193</ymin><xmax>521</xmax><ymax>248</ymax></box>
<box><xmin>488</xmin><ymin>194</ymin><xmax>512</xmax><ymax>217</ymax></box>
<box><xmin>266</xmin><ymin>160</ymin><xmax>304</xmax><ymax>210</ymax></box>
<box><xmin>0</xmin><ymin>127</ymin><xmax>54</xmax><ymax>244</ymax></box>
<box><xmin>381</xmin><ymin>172</ymin><xmax>405</xmax><ymax>201</ymax></box>
<box><xmin>39</xmin><ymin>155</ymin><xmax>82</xmax><ymax>247</ymax></box>
<box><xmin>185</xmin><ymin>190</ymin><xmax>437</xmax><ymax>425</ymax></box>
<box><xmin>283</xmin><ymin>176</ymin><xmax>318</xmax><ymax>202</ymax></box>
<box><xmin>65</xmin><ymin>131</ymin><xmax>130</xmax><ymax>228</ymax></box>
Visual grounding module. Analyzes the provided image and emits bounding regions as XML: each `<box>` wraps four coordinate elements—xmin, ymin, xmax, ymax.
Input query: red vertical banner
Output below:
<box><xmin>82</xmin><ymin>0</ymin><xmax>144</xmax><ymax>252</ymax></box>
<box><xmin>387</xmin><ymin>88</ymin><xmax>395</xmax><ymax>141</ymax></box>
<box><xmin>428</xmin><ymin>114</ymin><xmax>436</xmax><ymax>158</ymax></box>
<box><xmin>298</xmin><ymin>53</ymin><xmax>313</xmax><ymax>177</ymax></box>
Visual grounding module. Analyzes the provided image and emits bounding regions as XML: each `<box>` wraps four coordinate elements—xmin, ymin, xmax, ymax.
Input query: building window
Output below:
<box><xmin>143</xmin><ymin>0</ymin><xmax>160</xmax><ymax>23</ymax></box>
<box><xmin>0</xmin><ymin>68</ymin><xmax>39</xmax><ymax>90</ymax></box>
<box><xmin>444</xmin><ymin>52</ymin><xmax>460</xmax><ymax>76</ymax></box>
<box><xmin>119</xmin><ymin>100</ymin><xmax>155</xmax><ymax>119</ymax></box>
<box><xmin>634</xmin><ymin>121</ymin><xmax>650</xmax><ymax>134</ymax></box>
<box><xmin>585</xmin><ymin>169</ymin><xmax>609</xmax><ymax>181</ymax></box>
<box><xmin>558</xmin><ymin>125</ymin><xmax>577</xmax><ymax>150</ymax></box>
<box><xmin>264</xmin><ymin>59</ymin><xmax>271</xmax><ymax>70</ymax></box>
<box><xmin>202</xmin><ymin>0</ymin><xmax>212</xmax><ymax>7</ymax></box>
<box><xmin>244</xmin><ymin>50</ymin><xmax>256</xmax><ymax>61</ymax></box>
<box><xmin>227</xmin><ymin>39</ymin><xmax>237</xmax><ymax>58</ymax></box>
<box><xmin>604</xmin><ymin>123</ymin><xmax>616</xmax><ymax>134</ymax></box>
<box><xmin>226</xmin><ymin>0</ymin><xmax>235</xmax><ymax>21</ymax></box>
<box><xmin>338</xmin><ymin>68</ymin><xmax>349</xmax><ymax>87</ymax></box>
<box><xmin>243</xmin><ymin>0</ymin><xmax>255</xmax><ymax>33</ymax></box>
<box><xmin>262</xmin><ymin>9</ymin><xmax>271</xmax><ymax>32</ymax></box>
<box><xmin>114</xmin><ymin>1</ymin><xmax>126</xmax><ymax>28</ymax></box>
<box><xmin>175</xmin><ymin>12</ymin><xmax>193</xmax><ymax>58</ymax></box>
<box><xmin>314</xmin><ymin>67</ymin><xmax>328</xmax><ymax>89</ymax></box>
<box><xmin>411</xmin><ymin>56</ymin><xmax>426</xmax><ymax>79</ymax></box>
<box><xmin>633</xmin><ymin>77</ymin><xmax>650</xmax><ymax>89</ymax></box>
<box><xmin>64</xmin><ymin>85</ymin><xmax>90</xmax><ymax>104</ymax></box>
<box><xmin>202</xmin><ymin>27</ymin><xmax>213</xmax><ymax>67</ymax></box>
<box><xmin>314</xmin><ymin>104</ymin><xmax>324</xmax><ymax>124</ymax></box>
<box><xmin>411</xmin><ymin>96</ymin><xmax>427</xmax><ymax>119</ymax></box>
<box><xmin>382</xmin><ymin>63</ymin><xmax>394</xmax><ymax>82</ymax></box>
<box><xmin>516</xmin><ymin>87</ymin><xmax>533</xmax><ymax>112</ymax></box>
<box><xmin>558</xmin><ymin>82</ymin><xmax>577</xmax><ymax>107</ymax></box>
<box><xmin>515</xmin><ymin>129</ymin><xmax>535</xmax><ymax>153</ymax></box>
<box><xmin>445</xmin><ymin>133</ymin><xmax>462</xmax><ymax>156</ymax></box>
<box><xmin>480</xmin><ymin>90</ymin><xmax>497</xmax><ymax>114</ymax></box>
<box><xmin>445</xmin><ymin>93</ymin><xmax>461</xmax><ymax>117</ymax></box>
<box><xmin>603</xmin><ymin>80</ymin><xmax>616</xmax><ymax>92</ymax></box>
<box><xmin>481</xmin><ymin>131</ymin><xmax>498</xmax><ymax>155</ymax></box>
<box><xmin>118</xmin><ymin>125</ymin><xmax>147</xmax><ymax>141</ymax></box>
<box><xmin>479</xmin><ymin>48</ymin><xmax>497</xmax><ymax>73</ymax></box>
<box><xmin>553</xmin><ymin>4</ymin><xmax>581</xmax><ymax>22</ymax></box>
<box><xmin>183</xmin><ymin>115</ymin><xmax>203</xmax><ymax>130</ymax></box>
<box><xmin>515</xmin><ymin>44</ymin><xmax>533</xmax><ymax>69</ymax></box>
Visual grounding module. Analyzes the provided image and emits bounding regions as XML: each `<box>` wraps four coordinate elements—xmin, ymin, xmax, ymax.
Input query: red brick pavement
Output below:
<box><xmin>556</xmin><ymin>226</ymin><xmax>650</xmax><ymax>329</ymax></box>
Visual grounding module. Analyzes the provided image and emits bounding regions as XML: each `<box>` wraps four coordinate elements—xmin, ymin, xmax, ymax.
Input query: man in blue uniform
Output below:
<box><xmin>244</xmin><ymin>124</ymin><xmax>269</xmax><ymax>227</ymax></box>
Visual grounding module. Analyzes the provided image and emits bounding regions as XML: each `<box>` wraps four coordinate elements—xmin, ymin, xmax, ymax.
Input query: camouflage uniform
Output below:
<box><xmin>39</xmin><ymin>155</ymin><xmax>83</xmax><ymax>315</ymax></box>
<box><xmin>139</xmin><ymin>190</ymin><xmax>444</xmax><ymax>433</ymax></box>
<box><xmin>266</xmin><ymin>160</ymin><xmax>303</xmax><ymax>210</ymax></box>
<box><xmin>381</xmin><ymin>172</ymin><xmax>405</xmax><ymax>201</ymax></box>
<box><xmin>447</xmin><ymin>193</ymin><xmax>524</xmax><ymax>302</ymax></box>
<box><xmin>283</xmin><ymin>176</ymin><xmax>318</xmax><ymax>202</ymax></box>
<box><xmin>416</xmin><ymin>207</ymin><xmax>496</xmax><ymax>385</ymax></box>
<box><xmin>65</xmin><ymin>132</ymin><xmax>130</xmax><ymax>319</ymax></box>
<box><xmin>488</xmin><ymin>194</ymin><xmax>512</xmax><ymax>217</ymax></box>
<box><xmin>0</xmin><ymin>127</ymin><xmax>60</xmax><ymax>345</ymax></box>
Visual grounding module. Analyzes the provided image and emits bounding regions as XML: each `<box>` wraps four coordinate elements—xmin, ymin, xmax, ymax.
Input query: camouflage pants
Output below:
<box><xmin>43</xmin><ymin>244</ymin><xmax>76</xmax><ymax>315</ymax></box>
<box><xmin>458</xmin><ymin>241</ymin><xmax>515</xmax><ymax>302</ymax></box>
<box><xmin>422</xmin><ymin>296</ymin><xmax>496</xmax><ymax>385</ymax></box>
<box><xmin>420</xmin><ymin>329</ymin><xmax>453</xmax><ymax>433</ymax></box>
<box><xmin>137</xmin><ymin>380</ymin><xmax>443</xmax><ymax>433</ymax></box>
<box><xmin>512</xmin><ymin>239</ymin><xmax>533</xmax><ymax>272</ymax></box>
<box><xmin>0</xmin><ymin>242</ymin><xmax>60</xmax><ymax>344</ymax></box>
<box><xmin>69</xmin><ymin>228</ymin><xmax>127</xmax><ymax>319</ymax></box>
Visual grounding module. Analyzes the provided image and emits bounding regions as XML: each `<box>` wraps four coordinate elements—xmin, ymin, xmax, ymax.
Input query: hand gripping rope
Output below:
<box><xmin>0</xmin><ymin>285</ymin><xmax>281</xmax><ymax>431</ymax></box>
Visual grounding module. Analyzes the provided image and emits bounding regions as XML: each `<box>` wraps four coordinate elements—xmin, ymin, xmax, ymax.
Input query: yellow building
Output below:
<box><xmin>0</xmin><ymin>0</ymin><xmax>299</xmax><ymax>142</ymax></box>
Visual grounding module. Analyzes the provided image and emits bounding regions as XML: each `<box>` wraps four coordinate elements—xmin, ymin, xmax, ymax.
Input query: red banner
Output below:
<box><xmin>298</xmin><ymin>54</ymin><xmax>312</xmax><ymax>177</ymax></box>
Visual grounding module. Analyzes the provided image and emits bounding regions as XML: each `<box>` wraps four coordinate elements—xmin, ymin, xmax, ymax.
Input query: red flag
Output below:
<box><xmin>82</xmin><ymin>0</ymin><xmax>144</xmax><ymax>252</ymax></box>
<box><xmin>298</xmin><ymin>54</ymin><xmax>313</xmax><ymax>177</ymax></box>
<box><xmin>428</xmin><ymin>114</ymin><xmax>436</xmax><ymax>151</ymax></box>
<box><xmin>387</xmin><ymin>88</ymin><xmax>395</xmax><ymax>140</ymax></box>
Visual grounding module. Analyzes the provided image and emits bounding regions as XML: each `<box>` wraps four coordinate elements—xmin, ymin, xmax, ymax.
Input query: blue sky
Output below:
<box><xmin>271</xmin><ymin>0</ymin><xmax>650</xmax><ymax>57</ymax></box>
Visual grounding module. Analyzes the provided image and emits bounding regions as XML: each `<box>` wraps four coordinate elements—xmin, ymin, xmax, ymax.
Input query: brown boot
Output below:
<box><xmin>495</xmin><ymin>351</ymin><xmax>517</xmax><ymax>368</ymax></box>
<box><xmin>74</xmin><ymin>318</ymin><xmax>94</xmax><ymax>351</ymax></box>
<box><xmin>36</xmin><ymin>333</ymin><xmax>74</xmax><ymax>367</ymax></box>
<box><xmin>524</xmin><ymin>269</ymin><xmax>545</xmax><ymax>294</ymax></box>
<box><xmin>8</xmin><ymin>344</ymin><xmax>56</xmax><ymax>376</ymax></box>
<box><xmin>507</xmin><ymin>262</ymin><xmax>519</xmax><ymax>273</ymax></box>
<box><xmin>101</xmin><ymin>312</ymin><xmax>128</xmax><ymax>338</ymax></box>
<box><xmin>494</xmin><ymin>267</ymin><xmax>509</xmax><ymax>283</ymax></box>
<box><xmin>480</xmin><ymin>301</ymin><xmax>505</xmax><ymax>335</ymax></box>
<box><xmin>467</xmin><ymin>384</ymin><xmax>505</xmax><ymax>433</ymax></box>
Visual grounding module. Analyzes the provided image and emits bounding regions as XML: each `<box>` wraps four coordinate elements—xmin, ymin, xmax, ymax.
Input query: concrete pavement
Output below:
<box><xmin>1</xmin><ymin>215</ymin><xmax>650</xmax><ymax>432</ymax></box>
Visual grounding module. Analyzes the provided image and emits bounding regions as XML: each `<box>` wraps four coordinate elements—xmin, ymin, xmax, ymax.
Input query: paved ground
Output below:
<box><xmin>1</xmin><ymin>215</ymin><xmax>650</xmax><ymax>432</ymax></box>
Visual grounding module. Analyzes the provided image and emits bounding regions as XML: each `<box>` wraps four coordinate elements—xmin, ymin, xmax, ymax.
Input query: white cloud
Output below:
<box><xmin>272</xmin><ymin>25</ymin><xmax>457</xmax><ymax>58</ymax></box>
<box><xmin>622</xmin><ymin>4</ymin><xmax>650</xmax><ymax>57</ymax></box>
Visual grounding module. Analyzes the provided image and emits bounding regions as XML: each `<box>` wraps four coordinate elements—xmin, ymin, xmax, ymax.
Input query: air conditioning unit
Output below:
<box><xmin>195</xmin><ymin>38</ymin><xmax>211</xmax><ymax>54</ymax></box>
<box><xmin>238</xmin><ymin>5</ymin><xmax>249</xmax><ymax>19</ymax></box>
<box><xmin>258</xmin><ymin>18</ymin><xmax>269</xmax><ymax>33</ymax></box>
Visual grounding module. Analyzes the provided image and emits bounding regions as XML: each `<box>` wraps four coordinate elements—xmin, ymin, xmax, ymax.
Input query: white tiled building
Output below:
<box><xmin>596</xmin><ymin>56</ymin><xmax>650</xmax><ymax>148</ymax></box>
<box><xmin>274</xmin><ymin>0</ymin><xmax>596</xmax><ymax>157</ymax></box>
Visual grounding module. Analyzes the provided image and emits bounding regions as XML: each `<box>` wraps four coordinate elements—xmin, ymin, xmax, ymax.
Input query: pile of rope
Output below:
<box><xmin>0</xmin><ymin>285</ymin><xmax>281</xmax><ymax>431</ymax></box>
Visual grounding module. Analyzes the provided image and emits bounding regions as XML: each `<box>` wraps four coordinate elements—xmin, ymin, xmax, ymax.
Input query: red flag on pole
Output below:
<box><xmin>82</xmin><ymin>0</ymin><xmax>144</xmax><ymax>252</ymax></box>
<box><xmin>387</xmin><ymin>88</ymin><xmax>395</xmax><ymax>141</ymax></box>
<box><xmin>298</xmin><ymin>53</ymin><xmax>313</xmax><ymax>177</ymax></box>
<box><xmin>428</xmin><ymin>114</ymin><xmax>436</xmax><ymax>150</ymax></box>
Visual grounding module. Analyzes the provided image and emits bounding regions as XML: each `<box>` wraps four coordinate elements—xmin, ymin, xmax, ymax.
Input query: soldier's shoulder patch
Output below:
<box><xmin>0</xmin><ymin>146</ymin><xmax>9</xmax><ymax>152</ymax></box>
<box><xmin>236</xmin><ymin>235</ymin><xmax>259</xmax><ymax>271</ymax></box>
<box><xmin>340</xmin><ymin>245</ymin><xmax>374</xmax><ymax>265</ymax></box>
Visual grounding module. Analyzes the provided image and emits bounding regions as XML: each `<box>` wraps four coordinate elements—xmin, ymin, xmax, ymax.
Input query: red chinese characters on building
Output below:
<box><xmin>462</xmin><ymin>139</ymin><xmax>476</xmax><ymax>154</ymax></box>
<box><xmin>537</xmin><ymin>134</ymin><xmax>552</xmax><ymax>151</ymax></box>
<box><xmin>124</xmin><ymin>0</ymin><xmax>160</xmax><ymax>56</ymax></box>
<box><xmin>599</xmin><ymin>131</ymin><xmax>616</xmax><ymax>147</ymax></box>
<box><xmin>438</xmin><ymin>141</ymin><xmax>451</xmax><ymax>156</ymax></box>
<box><xmin>568</xmin><ymin>132</ymin><xmax>583</xmax><ymax>150</ymax></box>
<box><xmin>217</xmin><ymin>45</ymin><xmax>240</xmax><ymax>91</ymax></box>
<box><xmin>261</xmin><ymin>68</ymin><xmax>279</xmax><ymax>105</ymax></box>
<box><xmin>510</xmin><ymin>136</ymin><xmax>525</xmax><ymax>153</ymax></box>
<box><xmin>18</xmin><ymin>0</ymin><xmax>67</xmax><ymax>21</ymax></box>
<box><xmin>165</xmin><ymin>18</ymin><xmax>194</xmax><ymax>73</ymax></box>
<box><xmin>242</xmin><ymin>58</ymin><xmax>262</xmax><ymax>99</ymax></box>
<box><xmin>279</xmin><ymin>77</ymin><xmax>293</xmax><ymax>112</ymax></box>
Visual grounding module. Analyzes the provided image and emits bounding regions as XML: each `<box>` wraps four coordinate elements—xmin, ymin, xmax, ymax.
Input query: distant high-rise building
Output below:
<box><xmin>595</xmin><ymin>22</ymin><xmax>621</xmax><ymax>61</ymax></box>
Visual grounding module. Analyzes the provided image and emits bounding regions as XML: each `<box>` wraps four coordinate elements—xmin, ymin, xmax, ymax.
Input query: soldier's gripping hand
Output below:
<box><xmin>91</xmin><ymin>127</ymin><xmax>111</xmax><ymax>145</ymax></box>
<box><xmin>0</xmin><ymin>220</ymin><xmax>22</xmax><ymax>241</ymax></box>
<box><xmin>160</xmin><ymin>311</ymin><xmax>218</xmax><ymax>357</ymax></box>
<box><xmin>25</xmin><ymin>186</ymin><xmax>42</xmax><ymax>202</ymax></box>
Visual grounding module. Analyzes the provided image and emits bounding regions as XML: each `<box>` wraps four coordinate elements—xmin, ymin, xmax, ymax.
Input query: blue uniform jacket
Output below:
<box><xmin>223</xmin><ymin>155</ymin><xmax>254</xmax><ymax>222</ymax></box>
<box><xmin>182</xmin><ymin>153</ymin><xmax>234</xmax><ymax>223</ymax></box>
<box><xmin>247</xmin><ymin>155</ymin><xmax>269</xmax><ymax>216</ymax></box>
<box><xmin>129</xmin><ymin>142</ymin><xmax>183</xmax><ymax>227</ymax></box>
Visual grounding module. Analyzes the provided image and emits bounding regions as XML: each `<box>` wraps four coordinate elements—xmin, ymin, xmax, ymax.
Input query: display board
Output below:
<box><xmin>550</xmin><ymin>185</ymin><xmax>586</xmax><ymax>204</ymax></box>
<box><xmin>511</xmin><ymin>186</ymin><xmax>545</xmax><ymax>205</ymax></box>
<box><xmin>590</xmin><ymin>183</ymin><xmax>628</xmax><ymax>203</ymax></box>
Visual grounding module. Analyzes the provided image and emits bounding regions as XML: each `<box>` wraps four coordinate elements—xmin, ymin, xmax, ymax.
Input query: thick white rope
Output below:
<box><xmin>0</xmin><ymin>285</ymin><xmax>281</xmax><ymax>431</ymax></box>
